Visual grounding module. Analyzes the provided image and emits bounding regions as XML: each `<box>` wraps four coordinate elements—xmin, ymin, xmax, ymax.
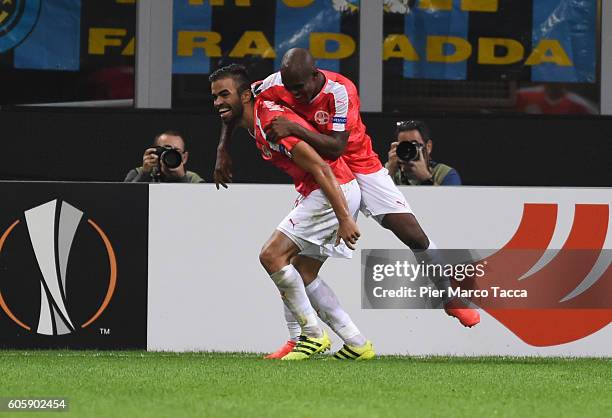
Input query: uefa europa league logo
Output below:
<box><xmin>0</xmin><ymin>199</ymin><xmax>117</xmax><ymax>335</ymax></box>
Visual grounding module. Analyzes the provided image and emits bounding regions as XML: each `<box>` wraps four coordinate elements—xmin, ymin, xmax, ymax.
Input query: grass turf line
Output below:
<box><xmin>0</xmin><ymin>351</ymin><xmax>610</xmax><ymax>418</ymax></box>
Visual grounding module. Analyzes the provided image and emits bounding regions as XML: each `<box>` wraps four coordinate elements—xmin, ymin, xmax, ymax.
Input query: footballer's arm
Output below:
<box><xmin>267</xmin><ymin>118</ymin><xmax>348</xmax><ymax>160</ymax></box>
<box><xmin>214</xmin><ymin>122</ymin><xmax>235</xmax><ymax>189</ymax></box>
<box><xmin>290</xmin><ymin>141</ymin><xmax>360</xmax><ymax>249</ymax></box>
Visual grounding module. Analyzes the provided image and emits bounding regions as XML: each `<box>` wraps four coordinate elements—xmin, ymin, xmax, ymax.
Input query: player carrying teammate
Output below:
<box><xmin>214</xmin><ymin>50</ymin><xmax>479</xmax><ymax>354</ymax></box>
<box><xmin>210</xmin><ymin>64</ymin><xmax>375</xmax><ymax>361</ymax></box>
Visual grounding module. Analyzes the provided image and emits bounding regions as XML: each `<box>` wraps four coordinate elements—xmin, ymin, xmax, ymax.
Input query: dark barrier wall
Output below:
<box><xmin>0</xmin><ymin>108</ymin><xmax>610</xmax><ymax>186</ymax></box>
<box><xmin>363</xmin><ymin>113</ymin><xmax>612</xmax><ymax>187</ymax></box>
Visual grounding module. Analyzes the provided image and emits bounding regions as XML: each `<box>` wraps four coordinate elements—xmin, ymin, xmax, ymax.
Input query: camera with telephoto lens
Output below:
<box><xmin>395</xmin><ymin>141</ymin><xmax>423</xmax><ymax>162</ymax></box>
<box><xmin>154</xmin><ymin>146</ymin><xmax>182</xmax><ymax>169</ymax></box>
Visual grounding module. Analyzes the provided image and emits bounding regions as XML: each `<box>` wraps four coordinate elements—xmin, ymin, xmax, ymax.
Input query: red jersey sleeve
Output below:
<box><xmin>323</xmin><ymin>80</ymin><xmax>349</xmax><ymax>132</ymax></box>
<box><xmin>345</xmin><ymin>89</ymin><xmax>363</xmax><ymax>132</ymax></box>
<box><xmin>255</xmin><ymin>99</ymin><xmax>316</xmax><ymax>157</ymax></box>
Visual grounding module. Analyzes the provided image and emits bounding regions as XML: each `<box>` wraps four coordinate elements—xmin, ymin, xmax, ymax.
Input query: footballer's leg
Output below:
<box><xmin>381</xmin><ymin>212</ymin><xmax>429</xmax><ymax>249</ymax></box>
<box><xmin>266</xmin><ymin>254</ymin><xmax>374</xmax><ymax>360</ymax></box>
<box><xmin>381</xmin><ymin>213</ymin><xmax>480</xmax><ymax>327</ymax></box>
<box><xmin>259</xmin><ymin>231</ymin><xmax>331</xmax><ymax>360</ymax></box>
<box><xmin>267</xmin><ymin>255</ymin><xmax>374</xmax><ymax>360</ymax></box>
<box><xmin>292</xmin><ymin>255</ymin><xmax>375</xmax><ymax>360</ymax></box>
<box><xmin>264</xmin><ymin>256</ymin><xmax>321</xmax><ymax>360</ymax></box>
<box><xmin>263</xmin><ymin>252</ymin><xmax>321</xmax><ymax>359</ymax></box>
<box><xmin>357</xmin><ymin>169</ymin><xmax>480</xmax><ymax>327</ymax></box>
<box><xmin>259</xmin><ymin>231</ymin><xmax>323</xmax><ymax>338</ymax></box>
<box><xmin>271</xmin><ymin>179</ymin><xmax>363</xmax><ymax>360</ymax></box>
<box><xmin>263</xmin><ymin>305</ymin><xmax>299</xmax><ymax>359</ymax></box>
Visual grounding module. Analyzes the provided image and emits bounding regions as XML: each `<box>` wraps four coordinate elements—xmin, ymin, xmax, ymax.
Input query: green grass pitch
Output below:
<box><xmin>1</xmin><ymin>351</ymin><xmax>610</xmax><ymax>418</ymax></box>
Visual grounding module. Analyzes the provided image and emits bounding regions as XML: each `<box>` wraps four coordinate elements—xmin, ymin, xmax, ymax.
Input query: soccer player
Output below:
<box><xmin>214</xmin><ymin>50</ymin><xmax>480</xmax><ymax>347</ymax></box>
<box><xmin>210</xmin><ymin>64</ymin><xmax>375</xmax><ymax>361</ymax></box>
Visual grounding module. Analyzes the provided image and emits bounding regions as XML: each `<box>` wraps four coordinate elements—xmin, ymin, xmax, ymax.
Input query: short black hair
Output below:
<box><xmin>395</xmin><ymin>120</ymin><xmax>431</xmax><ymax>142</ymax></box>
<box><xmin>209</xmin><ymin>63</ymin><xmax>251</xmax><ymax>95</ymax></box>
<box><xmin>153</xmin><ymin>130</ymin><xmax>186</xmax><ymax>150</ymax></box>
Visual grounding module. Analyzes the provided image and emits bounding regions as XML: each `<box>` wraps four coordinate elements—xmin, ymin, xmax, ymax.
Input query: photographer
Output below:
<box><xmin>124</xmin><ymin>131</ymin><xmax>204</xmax><ymax>183</ymax></box>
<box><xmin>386</xmin><ymin>120</ymin><xmax>461</xmax><ymax>186</ymax></box>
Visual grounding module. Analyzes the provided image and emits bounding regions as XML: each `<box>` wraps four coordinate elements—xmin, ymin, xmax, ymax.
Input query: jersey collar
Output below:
<box><xmin>309</xmin><ymin>70</ymin><xmax>328</xmax><ymax>105</ymax></box>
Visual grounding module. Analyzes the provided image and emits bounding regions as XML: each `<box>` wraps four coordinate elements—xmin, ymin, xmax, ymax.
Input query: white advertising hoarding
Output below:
<box><xmin>147</xmin><ymin>185</ymin><xmax>611</xmax><ymax>356</ymax></box>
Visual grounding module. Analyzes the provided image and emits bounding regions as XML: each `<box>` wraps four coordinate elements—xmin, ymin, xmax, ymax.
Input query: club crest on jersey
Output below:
<box><xmin>314</xmin><ymin>110</ymin><xmax>330</xmax><ymax>125</ymax></box>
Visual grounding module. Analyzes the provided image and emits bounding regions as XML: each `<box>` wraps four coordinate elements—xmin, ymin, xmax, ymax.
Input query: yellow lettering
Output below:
<box><xmin>0</xmin><ymin>11</ymin><xmax>8</xmax><ymax>24</ymax></box>
<box><xmin>383</xmin><ymin>34</ymin><xmax>419</xmax><ymax>61</ymax></box>
<box><xmin>122</xmin><ymin>37</ymin><xmax>135</xmax><ymax>56</ymax></box>
<box><xmin>478</xmin><ymin>37</ymin><xmax>523</xmax><ymax>64</ymax></box>
<box><xmin>427</xmin><ymin>36</ymin><xmax>471</xmax><ymax>63</ymax></box>
<box><xmin>462</xmin><ymin>0</ymin><xmax>498</xmax><ymax>12</ymax></box>
<box><xmin>419</xmin><ymin>0</ymin><xmax>497</xmax><ymax>11</ymax></box>
<box><xmin>281</xmin><ymin>0</ymin><xmax>315</xmax><ymax>6</ymax></box>
<box><xmin>229</xmin><ymin>31</ymin><xmax>275</xmax><ymax>58</ymax></box>
<box><xmin>88</xmin><ymin>28</ymin><xmax>127</xmax><ymax>55</ymax></box>
<box><xmin>177</xmin><ymin>31</ymin><xmax>222</xmax><ymax>57</ymax></box>
<box><xmin>525</xmin><ymin>40</ymin><xmax>572</xmax><ymax>66</ymax></box>
<box><xmin>189</xmin><ymin>0</ymin><xmax>251</xmax><ymax>5</ymax></box>
<box><xmin>310</xmin><ymin>33</ymin><xmax>355</xmax><ymax>59</ymax></box>
<box><xmin>418</xmin><ymin>0</ymin><xmax>452</xmax><ymax>10</ymax></box>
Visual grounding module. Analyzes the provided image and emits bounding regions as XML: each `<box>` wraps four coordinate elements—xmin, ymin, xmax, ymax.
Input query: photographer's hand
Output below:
<box><xmin>142</xmin><ymin>148</ymin><xmax>159</xmax><ymax>174</ymax></box>
<box><xmin>404</xmin><ymin>147</ymin><xmax>433</xmax><ymax>184</ymax></box>
<box><xmin>387</xmin><ymin>142</ymin><xmax>400</xmax><ymax>177</ymax></box>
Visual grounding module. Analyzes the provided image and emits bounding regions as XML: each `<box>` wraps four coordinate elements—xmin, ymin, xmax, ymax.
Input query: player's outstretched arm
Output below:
<box><xmin>291</xmin><ymin>141</ymin><xmax>360</xmax><ymax>249</ymax></box>
<box><xmin>214</xmin><ymin>123</ymin><xmax>235</xmax><ymax>189</ymax></box>
<box><xmin>266</xmin><ymin>117</ymin><xmax>348</xmax><ymax>160</ymax></box>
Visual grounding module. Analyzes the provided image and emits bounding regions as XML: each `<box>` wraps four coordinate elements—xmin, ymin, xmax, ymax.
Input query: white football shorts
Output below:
<box><xmin>277</xmin><ymin>179</ymin><xmax>361</xmax><ymax>260</ymax></box>
<box><xmin>355</xmin><ymin>167</ymin><xmax>413</xmax><ymax>224</ymax></box>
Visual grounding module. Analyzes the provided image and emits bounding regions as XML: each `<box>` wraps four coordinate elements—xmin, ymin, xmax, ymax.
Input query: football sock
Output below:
<box><xmin>269</xmin><ymin>265</ymin><xmax>322</xmax><ymax>338</ymax></box>
<box><xmin>283</xmin><ymin>304</ymin><xmax>301</xmax><ymax>341</ymax></box>
<box><xmin>305</xmin><ymin>276</ymin><xmax>367</xmax><ymax>348</ymax></box>
<box><xmin>414</xmin><ymin>239</ymin><xmax>451</xmax><ymax>306</ymax></box>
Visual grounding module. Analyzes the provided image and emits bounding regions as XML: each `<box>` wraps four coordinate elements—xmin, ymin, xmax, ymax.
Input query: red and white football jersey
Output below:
<box><xmin>254</xmin><ymin>70</ymin><xmax>382</xmax><ymax>175</ymax></box>
<box><xmin>253</xmin><ymin>99</ymin><xmax>354</xmax><ymax>198</ymax></box>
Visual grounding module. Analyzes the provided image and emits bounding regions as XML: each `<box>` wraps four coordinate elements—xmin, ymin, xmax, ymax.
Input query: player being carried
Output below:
<box><xmin>214</xmin><ymin>49</ymin><xmax>480</xmax><ymax>354</ymax></box>
<box><xmin>210</xmin><ymin>64</ymin><xmax>375</xmax><ymax>361</ymax></box>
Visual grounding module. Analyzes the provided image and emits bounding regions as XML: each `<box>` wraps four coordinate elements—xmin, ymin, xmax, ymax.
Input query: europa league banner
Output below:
<box><xmin>383</xmin><ymin>0</ymin><xmax>598</xmax><ymax>83</ymax></box>
<box><xmin>0</xmin><ymin>183</ymin><xmax>148</xmax><ymax>349</ymax></box>
<box><xmin>172</xmin><ymin>0</ymin><xmax>360</xmax><ymax>83</ymax></box>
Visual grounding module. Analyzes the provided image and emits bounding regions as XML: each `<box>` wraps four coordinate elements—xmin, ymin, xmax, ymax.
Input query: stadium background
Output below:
<box><xmin>0</xmin><ymin>0</ymin><xmax>610</xmax><ymax>353</ymax></box>
<box><xmin>0</xmin><ymin>3</ymin><xmax>610</xmax><ymax>416</ymax></box>
<box><xmin>0</xmin><ymin>107</ymin><xmax>610</xmax><ymax>186</ymax></box>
